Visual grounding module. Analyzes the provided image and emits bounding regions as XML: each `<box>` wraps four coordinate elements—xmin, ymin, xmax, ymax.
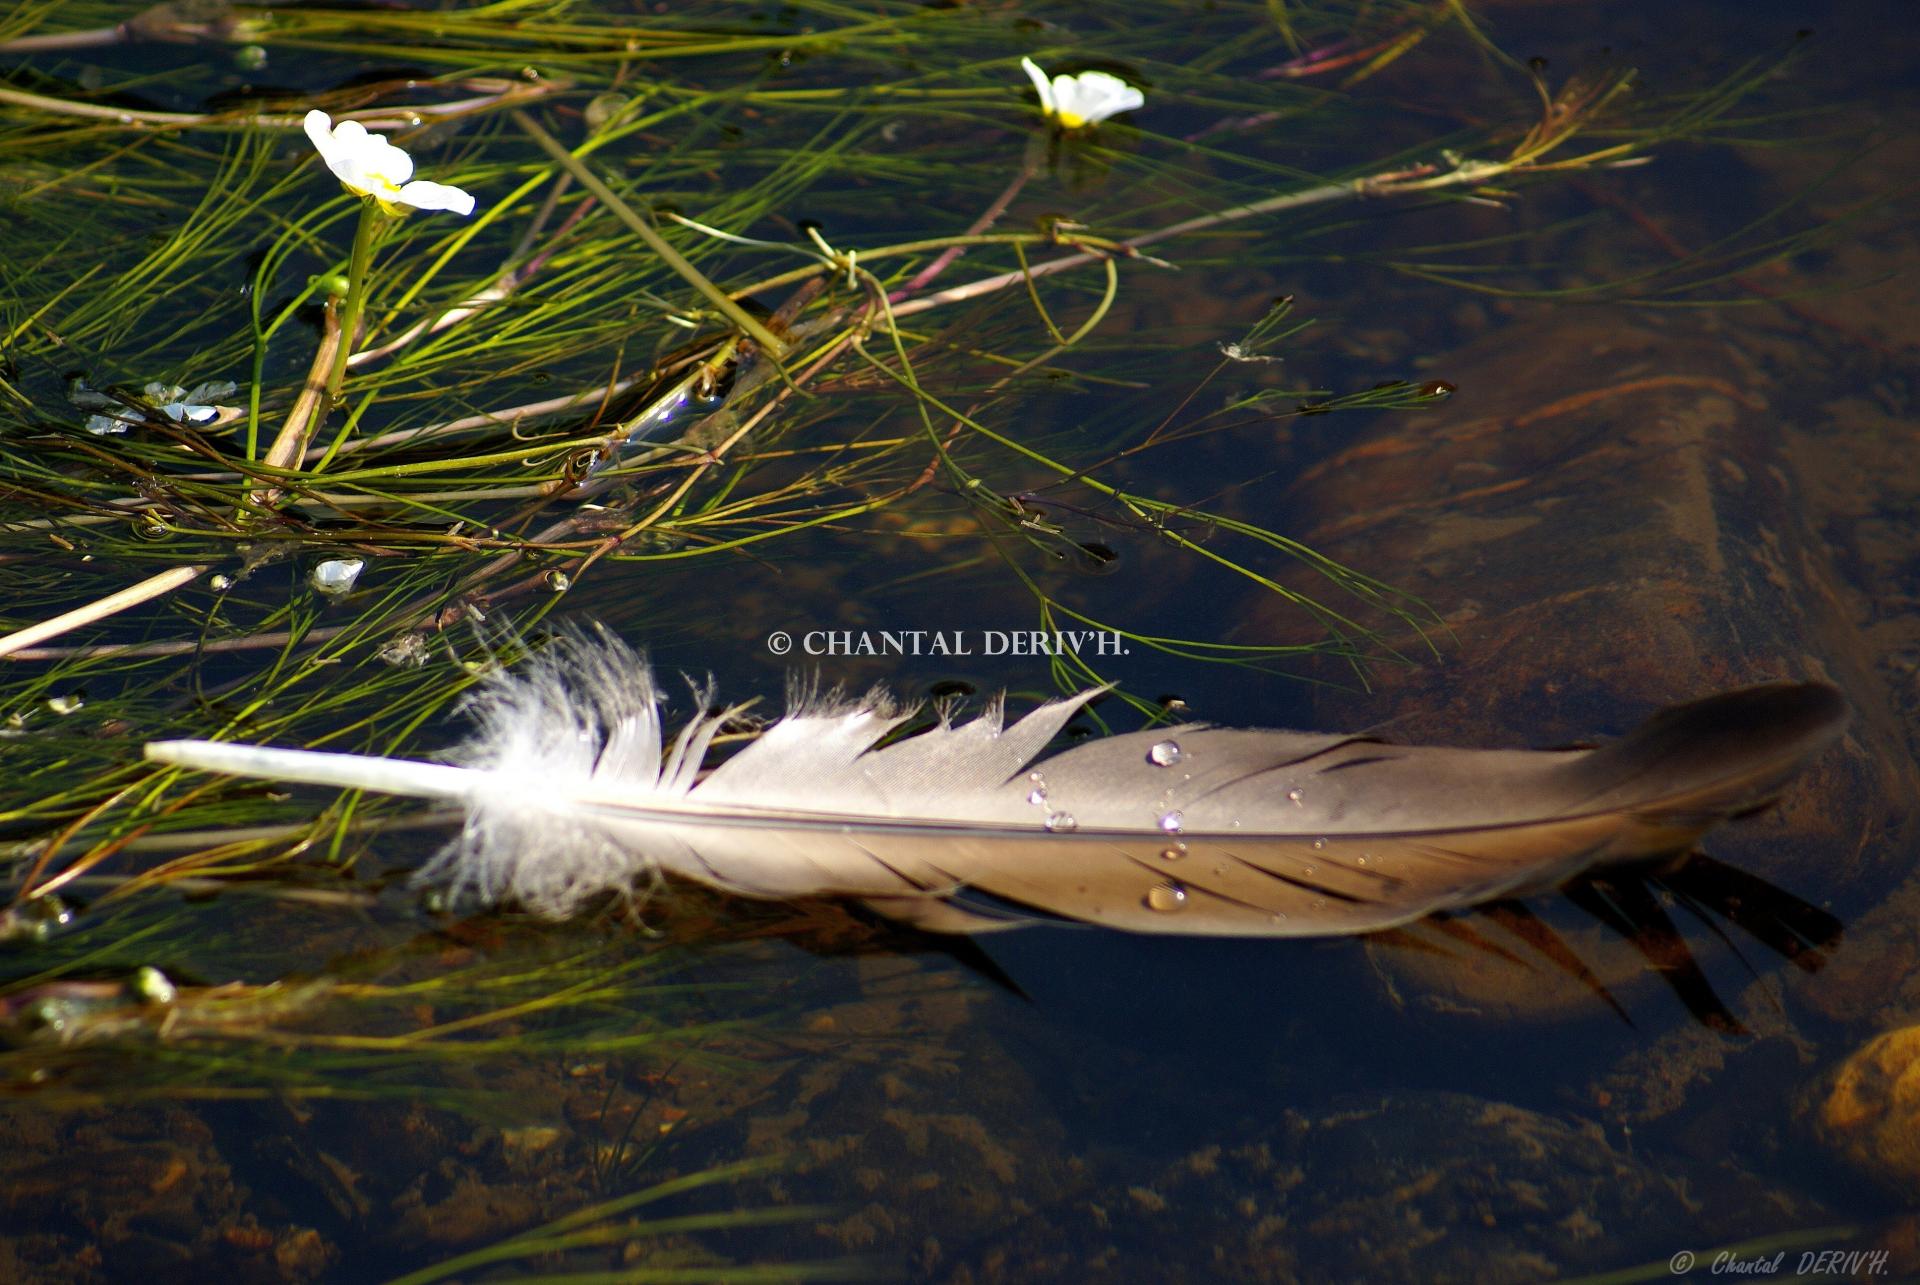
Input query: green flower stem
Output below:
<box><xmin>324</xmin><ymin>197</ymin><xmax>381</xmax><ymax>405</ymax></box>
<box><xmin>511</xmin><ymin>109</ymin><xmax>790</xmax><ymax>359</ymax></box>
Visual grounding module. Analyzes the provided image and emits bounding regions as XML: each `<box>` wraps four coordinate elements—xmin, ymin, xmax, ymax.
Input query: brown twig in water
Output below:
<box><xmin>251</xmin><ymin>296</ymin><xmax>345</xmax><ymax>508</ymax></box>
<box><xmin>0</xmin><ymin>563</ymin><xmax>209</xmax><ymax>660</ymax></box>
<box><xmin>1</xmin><ymin>625</ymin><xmax>354</xmax><ymax>663</ymax></box>
<box><xmin>0</xmin><ymin>76</ymin><xmax>562</xmax><ymax>132</ymax></box>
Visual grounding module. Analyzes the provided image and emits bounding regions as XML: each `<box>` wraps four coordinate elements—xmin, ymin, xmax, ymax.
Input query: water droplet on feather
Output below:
<box><xmin>1145</xmin><ymin>883</ymin><xmax>1189</xmax><ymax>912</ymax></box>
<box><xmin>1147</xmin><ymin>740</ymin><xmax>1183</xmax><ymax>767</ymax></box>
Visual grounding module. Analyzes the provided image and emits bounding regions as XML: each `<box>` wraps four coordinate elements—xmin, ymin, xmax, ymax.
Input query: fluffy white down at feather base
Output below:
<box><xmin>417</xmin><ymin>632</ymin><xmax>731</xmax><ymax>916</ymax></box>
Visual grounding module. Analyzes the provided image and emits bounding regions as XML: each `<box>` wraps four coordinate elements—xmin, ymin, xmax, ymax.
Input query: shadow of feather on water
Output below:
<box><xmin>1369</xmin><ymin>851</ymin><xmax>1844</xmax><ymax>1034</ymax></box>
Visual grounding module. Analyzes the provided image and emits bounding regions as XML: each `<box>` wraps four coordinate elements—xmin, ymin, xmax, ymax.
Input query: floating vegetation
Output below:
<box><xmin>0</xmin><ymin>896</ymin><xmax>734</xmax><ymax>1109</ymax></box>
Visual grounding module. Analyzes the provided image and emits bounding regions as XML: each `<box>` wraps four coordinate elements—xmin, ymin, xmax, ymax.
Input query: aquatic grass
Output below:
<box><xmin>0</xmin><ymin>901</ymin><xmax>746</xmax><ymax>1110</ymax></box>
<box><xmin>0</xmin><ymin>0</ymin><xmax>1843</xmax><ymax>956</ymax></box>
<box><xmin>384</xmin><ymin>1156</ymin><xmax>860</xmax><ymax>1285</ymax></box>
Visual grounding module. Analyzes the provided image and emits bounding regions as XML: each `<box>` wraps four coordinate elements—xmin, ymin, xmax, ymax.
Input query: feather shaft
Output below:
<box><xmin>146</xmin><ymin>741</ymin><xmax>474</xmax><ymax>800</ymax></box>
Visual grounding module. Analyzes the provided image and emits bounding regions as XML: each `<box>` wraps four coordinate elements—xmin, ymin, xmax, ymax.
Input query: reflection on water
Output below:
<box><xmin>2</xmin><ymin>0</ymin><xmax>1918</xmax><ymax>1278</ymax></box>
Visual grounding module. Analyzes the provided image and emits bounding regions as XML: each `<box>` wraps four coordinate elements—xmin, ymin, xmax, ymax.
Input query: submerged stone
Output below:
<box><xmin>1813</xmin><ymin>1023</ymin><xmax>1920</xmax><ymax>1192</ymax></box>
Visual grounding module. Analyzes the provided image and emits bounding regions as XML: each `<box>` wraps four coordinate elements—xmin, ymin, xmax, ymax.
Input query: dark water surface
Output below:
<box><xmin>2</xmin><ymin>0</ymin><xmax>1917</xmax><ymax>1281</ymax></box>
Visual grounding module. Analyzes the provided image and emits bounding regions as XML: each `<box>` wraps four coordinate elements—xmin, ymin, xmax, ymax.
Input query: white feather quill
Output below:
<box><xmin>144</xmin><ymin>631</ymin><xmax>1846</xmax><ymax>937</ymax></box>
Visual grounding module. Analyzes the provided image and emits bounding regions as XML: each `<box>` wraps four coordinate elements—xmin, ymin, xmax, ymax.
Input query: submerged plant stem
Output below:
<box><xmin>510</xmin><ymin>109</ymin><xmax>790</xmax><ymax>359</ymax></box>
<box><xmin>893</xmin><ymin>145</ymin><xmax>1041</xmax><ymax>300</ymax></box>
<box><xmin>252</xmin><ymin>297</ymin><xmax>345</xmax><ymax>508</ymax></box>
<box><xmin>325</xmin><ymin>200</ymin><xmax>382</xmax><ymax>405</ymax></box>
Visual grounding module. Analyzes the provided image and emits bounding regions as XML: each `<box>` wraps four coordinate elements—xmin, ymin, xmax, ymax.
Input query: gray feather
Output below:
<box><xmin>143</xmin><ymin>632</ymin><xmax>1847</xmax><ymax>936</ymax></box>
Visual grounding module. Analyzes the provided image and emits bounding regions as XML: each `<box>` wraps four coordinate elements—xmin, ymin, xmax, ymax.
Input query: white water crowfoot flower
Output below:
<box><xmin>1020</xmin><ymin>57</ymin><xmax>1144</xmax><ymax>130</ymax></box>
<box><xmin>302</xmin><ymin>110</ymin><xmax>475</xmax><ymax>215</ymax></box>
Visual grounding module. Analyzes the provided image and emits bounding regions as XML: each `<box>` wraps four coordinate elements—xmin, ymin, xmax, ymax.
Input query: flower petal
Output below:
<box><xmin>1020</xmin><ymin>57</ymin><xmax>1057</xmax><ymax>119</ymax></box>
<box><xmin>369</xmin><ymin>133</ymin><xmax>413</xmax><ymax>185</ymax></box>
<box><xmin>1050</xmin><ymin>75</ymin><xmax>1089</xmax><ymax>128</ymax></box>
<box><xmin>307</xmin><ymin>112</ymin><xmax>367</xmax><ymax>191</ymax></box>
<box><xmin>396</xmin><ymin>180</ymin><xmax>476</xmax><ymax>216</ymax></box>
<box><xmin>1047</xmin><ymin>70</ymin><xmax>1143</xmax><ymax>127</ymax></box>
<box><xmin>1089</xmin><ymin>73</ymin><xmax>1144</xmax><ymax>120</ymax></box>
<box><xmin>303</xmin><ymin>109</ymin><xmax>339</xmax><ymax>164</ymax></box>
